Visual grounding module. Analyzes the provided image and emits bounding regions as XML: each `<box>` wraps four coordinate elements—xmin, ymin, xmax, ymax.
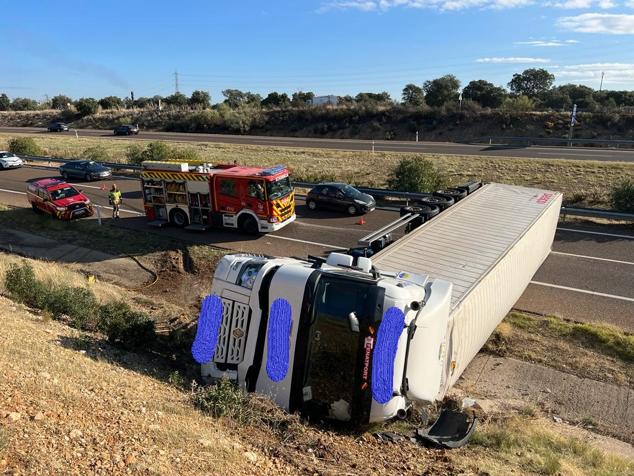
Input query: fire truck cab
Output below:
<box><xmin>140</xmin><ymin>161</ymin><xmax>295</xmax><ymax>233</ymax></box>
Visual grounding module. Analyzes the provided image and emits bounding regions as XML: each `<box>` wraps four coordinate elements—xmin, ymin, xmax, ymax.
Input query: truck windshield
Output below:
<box><xmin>303</xmin><ymin>275</ymin><xmax>375</xmax><ymax>421</ymax></box>
<box><xmin>50</xmin><ymin>187</ymin><xmax>80</xmax><ymax>201</ymax></box>
<box><xmin>266</xmin><ymin>176</ymin><xmax>292</xmax><ymax>200</ymax></box>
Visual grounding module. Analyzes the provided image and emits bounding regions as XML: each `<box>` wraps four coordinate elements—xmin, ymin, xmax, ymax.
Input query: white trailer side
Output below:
<box><xmin>372</xmin><ymin>183</ymin><xmax>562</xmax><ymax>397</ymax></box>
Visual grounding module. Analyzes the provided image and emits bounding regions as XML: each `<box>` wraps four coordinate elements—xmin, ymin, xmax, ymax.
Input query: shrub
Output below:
<box><xmin>75</xmin><ymin>97</ymin><xmax>99</xmax><ymax>117</ymax></box>
<box><xmin>191</xmin><ymin>379</ymin><xmax>248</xmax><ymax>420</ymax></box>
<box><xmin>98</xmin><ymin>301</ymin><xmax>156</xmax><ymax>349</ymax></box>
<box><xmin>125</xmin><ymin>144</ymin><xmax>145</xmax><ymax>165</ymax></box>
<box><xmin>4</xmin><ymin>262</ymin><xmax>49</xmax><ymax>308</ymax></box>
<box><xmin>611</xmin><ymin>179</ymin><xmax>634</xmax><ymax>212</ymax></box>
<box><xmin>125</xmin><ymin>141</ymin><xmax>199</xmax><ymax>165</ymax></box>
<box><xmin>45</xmin><ymin>285</ymin><xmax>99</xmax><ymax>329</ymax></box>
<box><xmin>387</xmin><ymin>156</ymin><xmax>447</xmax><ymax>192</ymax></box>
<box><xmin>169</xmin><ymin>147</ymin><xmax>200</xmax><ymax>162</ymax></box>
<box><xmin>82</xmin><ymin>145</ymin><xmax>109</xmax><ymax>163</ymax></box>
<box><xmin>8</xmin><ymin>136</ymin><xmax>42</xmax><ymax>156</ymax></box>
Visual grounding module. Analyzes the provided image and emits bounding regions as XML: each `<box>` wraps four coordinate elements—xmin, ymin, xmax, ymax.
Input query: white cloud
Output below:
<box><xmin>554</xmin><ymin>63</ymin><xmax>634</xmax><ymax>84</ymax></box>
<box><xmin>515</xmin><ymin>39</ymin><xmax>579</xmax><ymax>46</ymax></box>
<box><xmin>476</xmin><ymin>56</ymin><xmax>552</xmax><ymax>63</ymax></box>
<box><xmin>321</xmin><ymin>0</ymin><xmax>533</xmax><ymax>12</ymax></box>
<box><xmin>557</xmin><ymin>13</ymin><xmax>634</xmax><ymax>34</ymax></box>
<box><xmin>547</xmin><ymin>0</ymin><xmax>614</xmax><ymax>9</ymax></box>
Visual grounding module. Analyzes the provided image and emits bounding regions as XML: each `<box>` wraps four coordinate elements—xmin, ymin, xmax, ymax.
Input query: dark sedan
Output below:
<box><xmin>59</xmin><ymin>160</ymin><xmax>112</xmax><ymax>181</ymax></box>
<box><xmin>48</xmin><ymin>122</ymin><xmax>69</xmax><ymax>132</ymax></box>
<box><xmin>113</xmin><ymin>124</ymin><xmax>139</xmax><ymax>136</ymax></box>
<box><xmin>306</xmin><ymin>183</ymin><xmax>375</xmax><ymax>215</ymax></box>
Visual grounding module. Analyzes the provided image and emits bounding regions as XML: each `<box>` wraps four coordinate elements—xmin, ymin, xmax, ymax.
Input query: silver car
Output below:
<box><xmin>0</xmin><ymin>151</ymin><xmax>24</xmax><ymax>169</ymax></box>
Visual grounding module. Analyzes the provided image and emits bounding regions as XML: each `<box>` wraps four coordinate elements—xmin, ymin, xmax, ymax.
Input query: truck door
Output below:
<box><xmin>215</xmin><ymin>177</ymin><xmax>242</xmax><ymax>215</ymax></box>
<box><xmin>245</xmin><ymin>179</ymin><xmax>267</xmax><ymax>218</ymax></box>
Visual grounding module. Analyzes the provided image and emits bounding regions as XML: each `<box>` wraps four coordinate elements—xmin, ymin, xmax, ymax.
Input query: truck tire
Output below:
<box><xmin>170</xmin><ymin>208</ymin><xmax>189</xmax><ymax>227</ymax></box>
<box><xmin>435</xmin><ymin>188</ymin><xmax>468</xmax><ymax>202</ymax></box>
<box><xmin>416</xmin><ymin>195</ymin><xmax>454</xmax><ymax>210</ymax></box>
<box><xmin>239</xmin><ymin>215</ymin><xmax>259</xmax><ymax>234</ymax></box>
<box><xmin>400</xmin><ymin>204</ymin><xmax>439</xmax><ymax>221</ymax></box>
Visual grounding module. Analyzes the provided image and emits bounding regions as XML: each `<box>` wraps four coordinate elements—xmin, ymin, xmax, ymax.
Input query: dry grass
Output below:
<box><xmin>0</xmin><ymin>296</ymin><xmax>273</xmax><ymax>475</ymax></box>
<box><xmin>484</xmin><ymin>312</ymin><xmax>634</xmax><ymax>387</ymax></box>
<box><xmin>2</xmin><ymin>132</ymin><xmax>633</xmax><ymax>208</ymax></box>
<box><xmin>458</xmin><ymin>415</ymin><xmax>634</xmax><ymax>475</ymax></box>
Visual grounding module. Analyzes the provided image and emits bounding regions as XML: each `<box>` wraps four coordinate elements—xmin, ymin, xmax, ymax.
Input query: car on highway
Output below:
<box><xmin>305</xmin><ymin>182</ymin><xmax>375</xmax><ymax>215</ymax></box>
<box><xmin>113</xmin><ymin>124</ymin><xmax>139</xmax><ymax>136</ymax></box>
<box><xmin>59</xmin><ymin>160</ymin><xmax>112</xmax><ymax>181</ymax></box>
<box><xmin>48</xmin><ymin>122</ymin><xmax>69</xmax><ymax>132</ymax></box>
<box><xmin>27</xmin><ymin>178</ymin><xmax>93</xmax><ymax>220</ymax></box>
<box><xmin>0</xmin><ymin>151</ymin><xmax>24</xmax><ymax>170</ymax></box>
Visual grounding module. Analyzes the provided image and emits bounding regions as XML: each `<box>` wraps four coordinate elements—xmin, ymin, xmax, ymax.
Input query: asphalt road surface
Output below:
<box><xmin>1</xmin><ymin>165</ymin><xmax>632</xmax><ymax>331</ymax></box>
<box><xmin>2</xmin><ymin>126</ymin><xmax>634</xmax><ymax>162</ymax></box>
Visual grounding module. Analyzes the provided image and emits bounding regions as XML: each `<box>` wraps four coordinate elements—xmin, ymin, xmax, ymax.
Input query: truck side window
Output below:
<box><xmin>220</xmin><ymin>179</ymin><xmax>236</xmax><ymax>197</ymax></box>
<box><xmin>248</xmin><ymin>180</ymin><xmax>265</xmax><ymax>200</ymax></box>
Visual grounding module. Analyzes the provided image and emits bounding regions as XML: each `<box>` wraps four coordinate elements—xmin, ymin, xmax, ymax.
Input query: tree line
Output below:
<box><xmin>2</xmin><ymin>69</ymin><xmax>634</xmax><ymax>116</ymax></box>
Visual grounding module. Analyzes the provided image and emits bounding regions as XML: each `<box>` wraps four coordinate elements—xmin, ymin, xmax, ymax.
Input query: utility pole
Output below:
<box><xmin>174</xmin><ymin>71</ymin><xmax>180</xmax><ymax>93</ymax></box>
<box><xmin>599</xmin><ymin>72</ymin><xmax>605</xmax><ymax>92</ymax></box>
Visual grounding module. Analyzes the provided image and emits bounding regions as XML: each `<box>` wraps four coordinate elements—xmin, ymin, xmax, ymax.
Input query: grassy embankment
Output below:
<box><xmin>2</xmin><ymin>132</ymin><xmax>634</xmax><ymax>208</ymax></box>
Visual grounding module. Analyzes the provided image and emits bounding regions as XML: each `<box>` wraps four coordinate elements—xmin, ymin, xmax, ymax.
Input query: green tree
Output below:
<box><xmin>10</xmin><ymin>98</ymin><xmax>39</xmax><ymax>111</ymax></box>
<box><xmin>222</xmin><ymin>89</ymin><xmax>262</xmax><ymax>109</ymax></box>
<box><xmin>261</xmin><ymin>92</ymin><xmax>291</xmax><ymax>108</ymax></box>
<box><xmin>502</xmin><ymin>95</ymin><xmax>535</xmax><ymax>112</ymax></box>
<box><xmin>291</xmin><ymin>91</ymin><xmax>315</xmax><ymax>107</ymax></box>
<box><xmin>387</xmin><ymin>157</ymin><xmax>447</xmax><ymax>193</ymax></box>
<box><xmin>401</xmin><ymin>84</ymin><xmax>425</xmax><ymax>107</ymax></box>
<box><xmin>355</xmin><ymin>92</ymin><xmax>392</xmax><ymax>105</ymax></box>
<box><xmin>74</xmin><ymin>97</ymin><xmax>99</xmax><ymax>116</ymax></box>
<box><xmin>462</xmin><ymin>80</ymin><xmax>507</xmax><ymax>108</ymax></box>
<box><xmin>98</xmin><ymin>96</ymin><xmax>124</xmax><ymax>110</ymax></box>
<box><xmin>8</xmin><ymin>137</ymin><xmax>42</xmax><ymax>155</ymax></box>
<box><xmin>0</xmin><ymin>93</ymin><xmax>9</xmax><ymax>111</ymax></box>
<box><xmin>508</xmin><ymin>68</ymin><xmax>555</xmax><ymax>98</ymax></box>
<box><xmin>165</xmin><ymin>92</ymin><xmax>189</xmax><ymax>107</ymax></box>
<box><xmin>423</xmin><ymin>75</ymin><xmax>461</xmax><ymax>107</ymax></box>
<box><xmin>51</xmin><ymin>94</ymin><xmax>73</xmax><ymax>110</ymax></box>
<box><xmin>189</xmin><ymin>90</ymin><xmax>211</xmax><ymax>109</ymax></box>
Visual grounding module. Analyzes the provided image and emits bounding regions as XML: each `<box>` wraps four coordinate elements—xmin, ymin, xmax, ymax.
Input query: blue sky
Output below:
<box><xmin>1</xmin><ymin>0</ymin><xmax>633</xmax><ymax>102</ymax></box>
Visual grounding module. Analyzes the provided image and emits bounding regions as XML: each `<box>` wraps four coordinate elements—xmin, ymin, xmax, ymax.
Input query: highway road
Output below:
<box><xmin>2</xmin><ymin>126</ymin><xmax>634</xmax><ymax>162</ymax></box>
<box><xmin>0</xmin><ymin>165</ymin><xmax>633</xmax><ymax>331</ymax></box>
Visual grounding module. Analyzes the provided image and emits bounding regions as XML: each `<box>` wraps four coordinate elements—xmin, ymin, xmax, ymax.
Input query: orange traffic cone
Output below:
<box><xmin>356</xmin><ymin>216</ymin><xmax>366</xmax><ymax>225</ymax></box>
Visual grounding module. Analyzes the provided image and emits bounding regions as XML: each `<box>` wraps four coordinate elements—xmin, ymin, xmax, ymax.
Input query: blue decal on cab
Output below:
<box><xmin>266</xmin><ymin>298</ymin><xmax>293</xmax><ymax>382</ymax></box>
<box><xmin>371</xmin><ymin>307</ymin><xmax>405</xmax><ymax>404</ymax></box>
<box><xmin>191</xmin><ymin>295</ymin><xmax>224</xmax><ymax>364</ymax></box>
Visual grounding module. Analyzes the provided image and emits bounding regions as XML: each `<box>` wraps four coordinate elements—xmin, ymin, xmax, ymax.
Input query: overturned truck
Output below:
<box><xmin>192</xmin><ymin>183</ymin><xmax>562</xmax><ymax>428</ymax></box>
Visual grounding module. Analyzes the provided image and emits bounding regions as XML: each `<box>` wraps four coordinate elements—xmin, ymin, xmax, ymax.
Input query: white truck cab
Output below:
<box><xmin>197</xmin><ymin>252</ymin><xmax>453</xmax><ymax>424</ymax></box>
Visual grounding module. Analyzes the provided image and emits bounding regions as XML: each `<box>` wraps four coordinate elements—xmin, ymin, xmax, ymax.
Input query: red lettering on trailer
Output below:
<box><xmin>362</xmin><ymin>336</ymin><xmax>374</xmax><ymax>382</ymax></box>
<box><xmin>536</xmin><ymin>193</ymin><xmax>553</xmax><ymax>205</ymax></box>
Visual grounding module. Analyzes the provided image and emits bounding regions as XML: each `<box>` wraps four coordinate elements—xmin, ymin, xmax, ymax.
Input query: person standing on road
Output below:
<box><xmin>108</xmin><ymin>184</ymin><xmax>122</xmax><ymax>219</ymax></box>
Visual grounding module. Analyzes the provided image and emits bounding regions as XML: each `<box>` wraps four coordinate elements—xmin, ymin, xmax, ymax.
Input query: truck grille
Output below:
<box><xmin>214</xmin><ymin>299</ymin><xmax>250</xmax><ymax>365</ymax></box>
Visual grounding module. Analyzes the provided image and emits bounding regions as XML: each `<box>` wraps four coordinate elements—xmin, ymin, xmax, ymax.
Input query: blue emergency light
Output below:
<box><xmin>260</xmin><ymin>165</ymin><xmax>286</xmax><ymax>176</ymax></box>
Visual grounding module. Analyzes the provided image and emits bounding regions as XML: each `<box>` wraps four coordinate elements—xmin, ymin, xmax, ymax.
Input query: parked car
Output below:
<box><xmin>27</xmin><ymin>178</ymin><xmax>93</xmax><ymax>220</ymax></box>
<box><xmin>113</xmin><ymin>124</ymin><xmax>139</xmax><ymax>135</ymax></box>
<box><xmin>59</xmin><ymin>160</ymin><xmax>112</xmax><ymax>181</ymax></box>
<box><xmin>0</xmin><ymin>151</ymin><xmax>23</xmax><ymax>169</ymax></box>
<box><xmin>48</xmin><ymin>122</ymin><xmax>69</xmax><ymax>132</ymax></box>
<box><xmin>306</xmin><ymin>182</ymin><xmax>376</xmax><ymax>215</ymax></box>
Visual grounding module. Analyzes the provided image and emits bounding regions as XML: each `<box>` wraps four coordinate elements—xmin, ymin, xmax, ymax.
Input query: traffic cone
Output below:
<box><xmin>356</xmin><ymin>216</ymin><xmax>366</xmax><ymax>225</ymax></box>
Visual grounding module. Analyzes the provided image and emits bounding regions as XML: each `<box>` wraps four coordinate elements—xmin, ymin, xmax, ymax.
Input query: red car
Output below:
<box><xmin>27</xmin><ymin>178</ymin><xmax>94</xmax><ymax>220</ymax></box>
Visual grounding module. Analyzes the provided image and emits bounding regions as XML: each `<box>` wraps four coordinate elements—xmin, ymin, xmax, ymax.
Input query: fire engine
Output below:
<box><xmin>140</xmin><ymin>161</ymin><xmax>296</xmax><ymax>233</ymax></box>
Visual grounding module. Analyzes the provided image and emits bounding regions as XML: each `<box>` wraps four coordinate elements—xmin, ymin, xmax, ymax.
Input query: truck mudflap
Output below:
<box><xmin>414</xmin><ymin>410</ymin><xmax>477</xmax><ymax>449</ymax></box>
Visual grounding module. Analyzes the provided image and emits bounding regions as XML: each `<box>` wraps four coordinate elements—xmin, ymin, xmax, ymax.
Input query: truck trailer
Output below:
<box><xmin>192</xmin><ymin>183</ymin><xmax>562</xmax><ymax>426</ymax></box>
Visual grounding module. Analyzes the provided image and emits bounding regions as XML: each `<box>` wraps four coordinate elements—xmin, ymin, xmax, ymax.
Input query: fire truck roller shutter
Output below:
<box><xmin>187</xmin><ymin>181</ymin><xmax>210</xmax><ymax>194</ymax></box>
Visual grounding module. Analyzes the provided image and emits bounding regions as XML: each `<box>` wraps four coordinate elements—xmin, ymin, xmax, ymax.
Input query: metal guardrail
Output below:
<box><xmin>22</xmin><ymin>155</ymin><xmax>634</xmax><ymax>221</ymax></box>
<box><xmin>472</xmin><ymin>136</ymin><xmax>634</xmax><ymax>149</ymax></box>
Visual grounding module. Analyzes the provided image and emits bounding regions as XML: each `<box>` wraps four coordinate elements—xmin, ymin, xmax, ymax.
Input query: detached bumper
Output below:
<box><xmin>259</xmin><ymin>213</ymin><xmax>296</xmax><ymax>232</ymax></box>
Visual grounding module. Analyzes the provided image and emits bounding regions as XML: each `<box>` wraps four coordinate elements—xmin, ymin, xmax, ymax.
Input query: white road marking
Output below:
<box><xmin>551</xmin><ymin>251</ymin><xmax>634</xmax><ymax>266</ymax></box>
<box><xmin>267</xmin><ymin>234</ymin><xmax>341</xmax><ymax>249</ymax></box>
<box><xmin>0</xmin><ymin>188</ymin><xmax>26</xmax><ymax>195</ymax></box>
<box><xmin>531</xmin><ymin>281</ymin><xmax>634</xmax><ymax>303</ymax></box>
<box><xmin>69</xmin><ymin>183</ymin><xmax>105</xmax><ymax>190</ymax></box>
<box><xmin>557</xmin><ymin>227</ymin><xmax>634</xmax><ymax>240</ymax></box>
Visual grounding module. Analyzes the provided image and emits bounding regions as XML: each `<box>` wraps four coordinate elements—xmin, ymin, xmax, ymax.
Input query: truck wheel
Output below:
<box><xmin>31</xmin><ymin>204</ymin><xmax>41</xmax><ymax>214</ymax></box>
<box><xmin>347</xmin><ymin>205</ymin><xmax>358</xmax><ymax>216</ymax></box>
<box><xmin>307</xmin><ymin>199</ymin><xmax>317</xmax><ymax>210</ymax></box>
<box><xmin>416</xmin><ymin>195</ymin><xmax>454</xmax><ymax>210</ymax></box>
<box><xmin>239</xmin><ymin>215</ymin><xmax>259</xmax><ymax>234</ymax></box>
<box><xmin>435</xmin><ymin>188</ymin><xmax>467</xmax><ymax>202</ymax></box>
<box><xmin>170</xmin><ymin>208</ymin><xmax>189</xmax><ymax>227</ymax></box>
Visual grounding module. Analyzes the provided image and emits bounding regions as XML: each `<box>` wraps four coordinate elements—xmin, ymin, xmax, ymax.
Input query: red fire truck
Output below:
<box><xmin>140</xmin><ymin>161</ymin><xmax>295</xmax><ymax>233</ymax></box>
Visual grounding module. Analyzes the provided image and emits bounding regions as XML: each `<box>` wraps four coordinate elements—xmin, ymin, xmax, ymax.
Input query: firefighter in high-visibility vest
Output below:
<box><xmin>108</xmin><ymin>184</ymin><xmax>122</xmax><ymax>219</ymax></box>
